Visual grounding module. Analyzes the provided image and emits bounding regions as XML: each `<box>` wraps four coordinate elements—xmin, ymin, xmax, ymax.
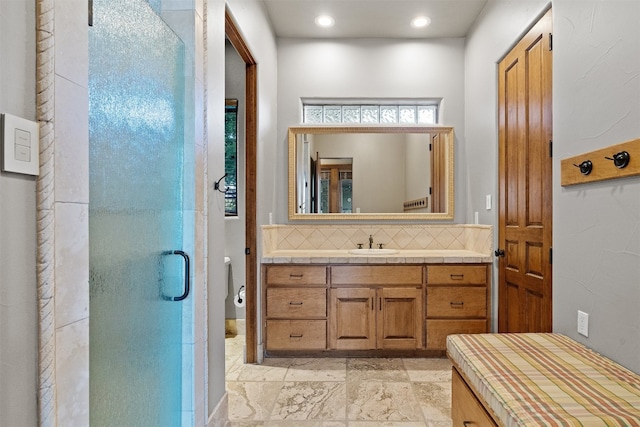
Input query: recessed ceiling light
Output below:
<box><xmin>411</xmin><ymin>16</ymin><xmax>431</xmax><ymax>28</ymax></box>
<box><xmin>315</xmin><ymin>15</ymin><xmax>335</xmax><ymax>28</ymax></box>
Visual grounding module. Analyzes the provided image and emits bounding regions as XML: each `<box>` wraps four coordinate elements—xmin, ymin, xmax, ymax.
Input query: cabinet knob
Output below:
<box><xmin>494</xmin><ymin>249</ymin><xmax>505</xmax><ymax>257</ymax></box>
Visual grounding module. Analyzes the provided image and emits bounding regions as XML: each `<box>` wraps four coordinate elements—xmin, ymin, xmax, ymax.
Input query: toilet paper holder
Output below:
<box><xmin>234</xmin><ymin>285</ymin><xmax>246</xmax><ymax>308</ymax></box>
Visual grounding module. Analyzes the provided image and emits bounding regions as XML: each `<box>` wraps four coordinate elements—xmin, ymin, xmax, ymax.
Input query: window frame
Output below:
<box><xmin>224</xmin><ymin>99</ymin><xmax>239</xmax><ymax>217</ymax></box>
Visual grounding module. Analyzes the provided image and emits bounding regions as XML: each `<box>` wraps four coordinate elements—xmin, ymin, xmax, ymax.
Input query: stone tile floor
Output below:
<box><xmin>225</xmin><ymin>335</ymin><xmax>453</xmax><ymax>427</ymax></box>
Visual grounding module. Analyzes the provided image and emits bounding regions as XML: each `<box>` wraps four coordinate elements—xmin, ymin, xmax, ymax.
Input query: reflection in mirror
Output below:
<box><xmin>317</xmin><ymin>157</ymin><xmax>353</xmax><ymax>213</ymax></box>
<box><xmin>289</xmin><ymin>125</ymin><xmax>454</xmax><ymax>221</ymax></box>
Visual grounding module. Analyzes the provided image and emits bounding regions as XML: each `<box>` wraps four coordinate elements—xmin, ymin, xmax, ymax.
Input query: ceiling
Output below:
<box><xmin>261</xmin><ymin>0</ymin><xmax>489</xmax><ymax>39</ymax></box>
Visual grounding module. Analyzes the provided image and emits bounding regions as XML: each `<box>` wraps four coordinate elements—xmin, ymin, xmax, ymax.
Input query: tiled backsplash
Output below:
<box><xmin>262</xmin><ymin>224</ymin><xmax>493</xmax><ymax>255</ymax></box>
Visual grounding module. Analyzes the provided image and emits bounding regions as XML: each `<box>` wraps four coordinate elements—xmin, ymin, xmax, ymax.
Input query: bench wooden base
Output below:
<box><xmin>451</xmin><ymin>366</ymin><xmax>498</xmax><ymax>426</ymax></box>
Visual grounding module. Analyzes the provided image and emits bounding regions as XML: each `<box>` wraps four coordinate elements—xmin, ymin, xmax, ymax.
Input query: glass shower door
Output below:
<box><xmin>89</xmin><ymin>0</ymin><xmax>192</xmax><ymax>425</ymax></box>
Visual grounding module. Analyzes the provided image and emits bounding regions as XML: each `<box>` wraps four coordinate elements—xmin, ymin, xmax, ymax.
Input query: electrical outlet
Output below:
<box><xmin>577</xmin><ymin>310</ymin><xmax>589</xmax><ymax>337</ymax></box>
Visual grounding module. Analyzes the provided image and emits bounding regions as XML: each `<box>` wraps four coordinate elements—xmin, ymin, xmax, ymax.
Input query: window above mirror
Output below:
<box><xmin>304</xmin><ymin>104</ymin><xmax>438</xmax><ymax>125</ymax></box>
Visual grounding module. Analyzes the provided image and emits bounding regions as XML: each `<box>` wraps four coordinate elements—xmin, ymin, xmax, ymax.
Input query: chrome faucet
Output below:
<box><xmin>369</xmin><ymin>234</ymin><xmax>374</xmax><ymax>249</ymax></box>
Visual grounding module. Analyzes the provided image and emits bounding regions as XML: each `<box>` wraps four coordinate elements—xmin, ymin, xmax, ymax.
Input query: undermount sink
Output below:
<box><xmin>348</xmin><ymin>248</ymin><xmax>399</xmax><ymax>255</ymax></box>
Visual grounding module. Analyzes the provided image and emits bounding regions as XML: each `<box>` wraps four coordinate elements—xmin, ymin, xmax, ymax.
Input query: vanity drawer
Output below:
<box><xmin>426</xmin><ymin>287</ymin><xmax>487</xmax><ymax>318</ymax></box>
<box><xmin>426</xmin><ymin>319</ymin><xmax>487</xmax><ymax>350</ymax></box>
<box><xmin>331</xmin><ymin>265</ymin><xmax>423</xmax><ymax>286</ymax></box>
<box><xmin>265</xmin><ymin>265</ymin><xmax>327</xmax><ymax>285</ymax></box>
<box><xmin>266</xmin><ymin>287</ymin><xmax>327</xmax><ymax>318</ymax></box>
<box><xmin>266</xmin><ymin>320</ymin><xmax>327</xmax><ymax>350</ymax></box>
<box><xmin>426</xmin><ymin>265</ymin><xmax>487</xmax><ymax>285</ymax></box>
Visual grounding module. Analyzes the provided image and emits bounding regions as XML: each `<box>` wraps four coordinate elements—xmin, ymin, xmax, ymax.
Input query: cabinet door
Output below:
<box><xmin>329</xmin><ymin>288</ymin><xmax>376</xmax><ymax>350</ymax></box>
<box><xmin>377</xmin><ymin>287</ymin><xmax>423</xmax><ymax>349</ymax></box>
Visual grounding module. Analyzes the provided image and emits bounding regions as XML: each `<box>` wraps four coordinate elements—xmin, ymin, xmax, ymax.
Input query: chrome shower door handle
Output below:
<box><xmin>163</xmin><ymin>250</ymin><xmax>190</xmax><ymax>301</ymax></box>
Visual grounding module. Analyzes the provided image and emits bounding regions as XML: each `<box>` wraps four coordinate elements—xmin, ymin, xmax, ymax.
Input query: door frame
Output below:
<box><xmin>225</xmin><ymin>9</ymin><xmax>258</xmax><ymax>363</ymax></box>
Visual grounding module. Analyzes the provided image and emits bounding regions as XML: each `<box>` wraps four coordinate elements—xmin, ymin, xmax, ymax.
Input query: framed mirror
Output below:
<box><xmin>288</xmin><ymin>125</ymin><xmax>454</xmax><ymax>221</ymax></box>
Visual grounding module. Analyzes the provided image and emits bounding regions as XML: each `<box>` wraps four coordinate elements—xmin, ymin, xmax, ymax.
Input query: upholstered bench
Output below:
<box><xmin>447</xmin><ymin>333</ymin><xmax>640</xmax><ymax>426</ymax></box>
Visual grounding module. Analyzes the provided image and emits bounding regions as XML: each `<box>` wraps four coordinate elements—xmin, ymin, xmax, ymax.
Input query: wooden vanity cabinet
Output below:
<box><xmin>263</xmin><ymin>262</ymin><xmax>490</xmax><ymax>354</ymax></box>
<box><xmin>329</xmin><ymin>265</ymin><xmax>423</xmax><ymax>350</ymax></box>
<box><xmin>264</xmin><ymin>265</ymin><xmax>328</xmax><ymax>351</ymax></box>
<box><xmin>425</xmin><ymin>265</ymin><xmax>490</xmax><ymax>350</ymax></box>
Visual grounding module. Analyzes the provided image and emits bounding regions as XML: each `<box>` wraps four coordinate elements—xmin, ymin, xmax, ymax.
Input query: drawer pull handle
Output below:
<box><xmin>289</xmin><ymin>334</ymin><xmax>303</xmax><ymax>338</ymax></box>
<box><xmin>289</xmin><ymin>301</ymin><xmax>303</xmax><ymax>305</ymax></box>
<box><xmin>450</xmin><ymin>301</ymin><xmax>464</xmax><ymax>307</ymax></box>
<box><xmin>450</xmin><ymin>274</ymin><xmax>464</xmax><ymax>280</ymax></box>
<box><xmin>463</xmin><ymin>422</ymin><xmax>474</xmax><ymax>426</ymax></box>
<box><xmin>289</xmin><ymin>274</ymin><xmax>304</xmax><ymax>279</ymax></box>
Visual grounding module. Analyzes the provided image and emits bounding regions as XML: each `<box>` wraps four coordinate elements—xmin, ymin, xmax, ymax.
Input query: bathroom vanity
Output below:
<box><xmin>261</xmin><ymin>224</ymin><xmax>493</xmax><ymax>357</ymax></box>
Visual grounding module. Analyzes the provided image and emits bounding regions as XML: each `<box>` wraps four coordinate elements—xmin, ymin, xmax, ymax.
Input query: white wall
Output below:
<box><xmin>225</xmin><ymin>0</ymin><xmax>280</xmax><ymax>233</ymax></box>
<box><xmin>465</xmin><ymin>0</ymin><xmax>640</xmax><ymax>373</ymax></box>
<box><xmin>0</xmin><ymin>3</ymin><xmax>38</xmax><ymax>425</ymax></box>
<box><xmin>552</xmin><ymin>0</ymin><xmax>640</xmax><ymax>372</ymax></box>
<box><xmin>277</xmin><ymin>38</ymin><xmax>466</xmax><ymax>223</ymax></box>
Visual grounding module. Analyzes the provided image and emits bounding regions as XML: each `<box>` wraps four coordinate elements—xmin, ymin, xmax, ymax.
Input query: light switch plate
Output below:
<box><xmin>2</xmin><ymin>113</ymin><xmax>40</xmax><ymax>176</ymax></box>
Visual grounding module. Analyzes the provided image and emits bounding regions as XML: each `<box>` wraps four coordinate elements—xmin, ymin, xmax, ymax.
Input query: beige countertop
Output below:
<box><xmin>261</xmin><ymin>249</ymin><xmax>492</xmax><ymax>264</ymax></box>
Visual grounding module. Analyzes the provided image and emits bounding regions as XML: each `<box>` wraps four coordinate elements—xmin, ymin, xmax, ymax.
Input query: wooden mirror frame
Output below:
<box><xmin>288</xmin><ymin>125</ymin><xmax>455</xmax><ymax>221</ymax></box>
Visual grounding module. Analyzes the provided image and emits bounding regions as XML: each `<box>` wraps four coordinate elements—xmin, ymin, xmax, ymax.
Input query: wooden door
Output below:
<box><xmin>329</xmin><ymin>288</ymin><xmax>376</xmax><ymax>350</ymax></box>
<box><xmin>497</xmin><ymin>9</ymin><xmax>553</xmax><ymax>333</ymax></box>
<box><xmin>377</xmin><ymin>287</ymin><xmax>423</xmax><ymax>349</ymax></box>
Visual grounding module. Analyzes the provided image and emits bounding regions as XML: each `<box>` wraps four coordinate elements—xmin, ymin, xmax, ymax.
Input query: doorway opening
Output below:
<box><xmin>225</xmin><ymin>8</ymin><xmax>258</xmax><ymax>363</ymax></box>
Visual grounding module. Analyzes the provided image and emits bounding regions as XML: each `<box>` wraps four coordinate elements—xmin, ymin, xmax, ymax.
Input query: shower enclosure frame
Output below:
<box><xmin>34</xmin><ymin>0</ymin><xmax>208</xmax><ymax>425</ymax></box>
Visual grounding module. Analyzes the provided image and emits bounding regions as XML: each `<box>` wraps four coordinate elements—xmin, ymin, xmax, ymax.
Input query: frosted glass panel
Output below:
<box><xmin>303</xmin><ymin>103</ymin><xmax>438</xmax><ymax>124</ymax></box>
<box><xmin>89</xmin><ymin>0</ymin><xmax>189</xmax><ymax>425</ymax></box>
<box><xmin>342</xmin><ymin>106</ymin><xmax>360</xmax><ymax>123</ymax></box>
<box><xmin>399</xmin><ymin>106</ymin><xmax>416</xmax><ymax>123</ymax></box>
<box><xmin>418</xmin><ymin>106</ymin><xmax>437</xmax><ymax>124</ymax></box>
<box><xmin>361</xmin><ymin>106</ymin><xmax>379</xmax><ymax>123</ymax></box>
<box><xmin>304</xmin><ymin>105</ymin><xmax>322</xmax><ymax>123</ymax></box>
<box><xmin>380</xmin><ymin>106</ymin><xmax>398</xmax><ymax>123</ymax></box>
<box><xmin>323</xmin><ymin>106</ymin><xmax>342</xmax><ymax>123</ymax></box>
